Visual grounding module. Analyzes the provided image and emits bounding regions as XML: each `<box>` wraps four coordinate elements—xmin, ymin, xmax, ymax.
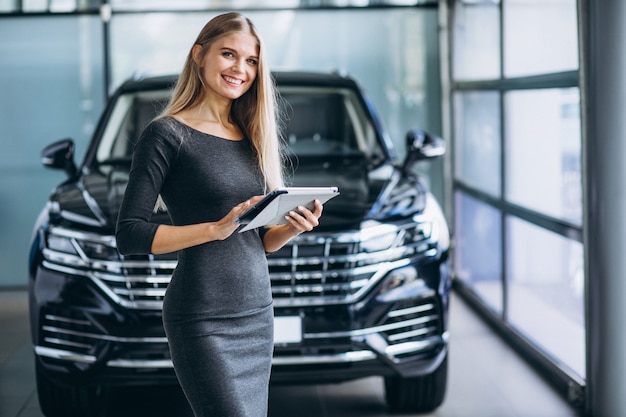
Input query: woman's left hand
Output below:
<box><xmin>262</xmin><ymin>200</ymin><xmax>324</xmax><ymax>253</ymax></box>
<box><xmin>284</xmin><ymin>199</ymin><xmax>323</xmax><ymax>235</ymax></box>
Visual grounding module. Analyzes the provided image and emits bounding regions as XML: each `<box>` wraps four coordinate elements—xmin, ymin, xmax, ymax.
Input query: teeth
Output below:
<box><xmin>224</xmin><ymin>76</ymin><xmax>242</xmax><ymax>85</ymax></box>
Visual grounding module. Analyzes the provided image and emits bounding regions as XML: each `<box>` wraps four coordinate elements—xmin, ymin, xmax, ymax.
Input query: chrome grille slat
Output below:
<box><xmin>44</xmin><ymin>337</ymin><xmax>93</xmax><ymax>350</ymax></box>
<box><xmin>388</xmin><ymin>326</ymin><xmax>438</xmax><ymax>342</ymax></box>
<box><xmin>387</xmin><ymin>303</ymin><xmax>434</xmax><ymax>318</ymax></box>
<box><xmin>112</xmin><ymin>287</ymin><xmax>167</xmax><ymax>297</ymax></box>
<box><xmin>42</xmin><ymin>325</ymin><xmax>167</xmax><ymax>343</ymax></box>
<box><xmin>93</xmin><ymin>272</ymin><xmax>172</xmax><ymax>284</ymax></box>
<box><xmin>42</xmin><ymin>325</ymin><xmax>109</xmax><ymax>341</ymax></box>
<box><xmin>270</xmin><ymin>264</ymin><xmax>379</xmax><ymax>281</ymax></box>
<box><xmin>44</xmin><ymin>314</ymin><xmax>91</xmax><ymax>326</ymax></box>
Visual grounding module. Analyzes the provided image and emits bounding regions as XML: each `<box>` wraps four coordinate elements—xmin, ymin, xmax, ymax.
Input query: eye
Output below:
<box><xmin>222</xmin><ymin>51</ymin><xmax>234</xmax><ymax>58</ymax></box>
<box><xmin>247</xmin><ymin>58</ymin><xmax>258</xmax><ymax>66</ymax></box>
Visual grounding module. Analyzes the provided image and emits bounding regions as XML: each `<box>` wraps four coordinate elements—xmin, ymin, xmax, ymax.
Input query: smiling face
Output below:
<box><xmin>193</xmin><ymin>31</ymin><xmax>260</xmax><ymax>102</ymax></box>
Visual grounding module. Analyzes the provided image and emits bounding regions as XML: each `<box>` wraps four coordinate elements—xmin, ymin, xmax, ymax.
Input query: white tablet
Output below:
<box><xmin>236</xmin><ymin>187</ymin><xmax>339</xmax><ymax>232</ymax></box>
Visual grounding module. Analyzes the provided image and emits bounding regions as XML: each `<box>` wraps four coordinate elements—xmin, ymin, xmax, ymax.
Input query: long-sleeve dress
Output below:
<box><xmin>116</xmin><ymin>116</ymin><xmax>274</xmax><ymax>417</ymax></box>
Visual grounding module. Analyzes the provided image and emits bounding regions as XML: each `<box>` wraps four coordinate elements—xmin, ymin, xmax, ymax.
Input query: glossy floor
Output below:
<box><xmin>0</xmin><ymin>290</ymin><xmax>581</xmax><ymax>417</ymax></box>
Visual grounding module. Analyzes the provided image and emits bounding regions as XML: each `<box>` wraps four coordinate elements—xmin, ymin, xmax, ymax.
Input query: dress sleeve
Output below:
<box><xmin>115</xmin><ymin>121</ymin><xmax>179</xmax><ymax>255</ymax></box>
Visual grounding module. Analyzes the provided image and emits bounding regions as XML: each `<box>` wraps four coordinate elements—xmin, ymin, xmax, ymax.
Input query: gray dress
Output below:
<box><xmin>116</xmin><ymin>117</ymin><xmax>274</xmax><ymax>417</ymax></box>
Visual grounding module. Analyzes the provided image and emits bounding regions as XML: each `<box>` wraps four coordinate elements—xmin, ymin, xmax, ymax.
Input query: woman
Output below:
<box><xmin>115</xmin><ymin>12</ymin><xmax>323</xmax><ymax>417</ymax></box>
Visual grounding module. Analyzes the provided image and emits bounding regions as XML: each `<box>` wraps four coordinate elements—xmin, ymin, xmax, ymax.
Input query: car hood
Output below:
<box><xmin>49</xmin><ymin>157</ymin><xmax>424</xmax><ymax>233</ymax></box>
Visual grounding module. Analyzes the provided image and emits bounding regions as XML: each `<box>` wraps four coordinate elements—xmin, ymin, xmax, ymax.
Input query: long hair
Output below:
<box><xmin>160</xmin><ymin>12</ymin><xmax>284</xmax><ymax>193</ymax></box>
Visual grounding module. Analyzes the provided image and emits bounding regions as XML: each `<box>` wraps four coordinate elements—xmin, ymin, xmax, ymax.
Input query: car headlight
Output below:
<box><xmin>79</xmin><ymin>240</ymin><xmax>120</xmax><ymax>260</ymax></box>
<box><xmin>45</xmin><ymin>227</ymin><xmax>120</xmax><ymax>263</ymax></box>
<box><xmin>360</xmin><ymin>221</ymin><xmax>400</xmax><ymax>252</ymax></box>
<box><xmin>47</xmin><ymin>234</ymin><xmax>78</xmax><ymax>255</ymax></box>
<box><xmin>420</xmin><ymin>193</ymin><xmax>449</xmax><ymax>251</ymax></box>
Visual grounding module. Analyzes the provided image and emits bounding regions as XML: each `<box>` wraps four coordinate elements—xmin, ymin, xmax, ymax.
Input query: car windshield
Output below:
<box><xmin>278</xmin><ymin>87</ymin><xmax>382</xmax><ymax>160</ymax></box>
<box><xmin>95</xmin><ymin>84</ymin><xmax>384</xmax><ymax>170</ymax></box>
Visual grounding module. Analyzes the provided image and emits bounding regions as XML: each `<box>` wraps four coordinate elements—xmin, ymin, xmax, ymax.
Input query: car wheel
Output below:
<box><xmin>35</xmin><ymin>359</ymin><xmax>101</xmax><ymax>417</ymax></box>
<box><xmin>384</xmin><ymin>354</ymin><xmax>448</xmax><ymax>413</ymax></box>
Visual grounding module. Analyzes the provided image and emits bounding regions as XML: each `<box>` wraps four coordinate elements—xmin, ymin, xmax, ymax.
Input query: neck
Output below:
<box><xmin>191</xmin><ymin>96</ymin><xmax>232</xmax><ymax>126</ymax></box>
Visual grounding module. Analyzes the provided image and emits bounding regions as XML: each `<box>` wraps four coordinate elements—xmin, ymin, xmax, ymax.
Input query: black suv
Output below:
<box><xmin>29</xmin><ymin>71</ymin><xmax>450</xmax><ymax>416</ymax></box>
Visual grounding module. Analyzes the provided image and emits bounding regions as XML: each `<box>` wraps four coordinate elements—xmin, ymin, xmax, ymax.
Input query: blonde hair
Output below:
<box><xmin>160</xmin><ymin>12</ymin><xmax>284</xmax><ymax>193</ymax></box>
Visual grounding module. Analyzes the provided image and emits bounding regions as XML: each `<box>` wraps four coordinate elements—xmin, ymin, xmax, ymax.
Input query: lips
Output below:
<box><xmin>223</xmin><ymin>75</ymin><xmax>243</xmax><ymax>85</ymax></box>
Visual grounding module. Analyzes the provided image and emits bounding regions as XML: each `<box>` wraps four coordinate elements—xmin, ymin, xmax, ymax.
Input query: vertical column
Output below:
<box><xmin>582</xmin><ymin>0</ymin><xmax>626</xmax><ymax>415</ymax></box>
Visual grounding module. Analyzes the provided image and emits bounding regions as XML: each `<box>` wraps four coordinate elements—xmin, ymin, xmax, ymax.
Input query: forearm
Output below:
<box><xmin>150</xmin><ymin>198</ymin><xmax>259</xmax><ymax>254</ymax></box>
<box><xmin>150</xmin><ymin>223</ymin><xmax>214</xmax><ymax>254</ymax></box>
<box><xmin>262</xmin><ymin>224</ymin><xmax>302</xmax><ymax>253</ymax></box>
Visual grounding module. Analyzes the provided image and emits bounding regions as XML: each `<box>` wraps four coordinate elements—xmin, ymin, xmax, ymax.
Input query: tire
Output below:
<box><xmin>384</xmin><ymin>355</ymin><xmax>448</xmax><ymax>414</ymax></box>
<box><xmin>35</xmin><ymin>359</ymin><xmax>102</xmax><ymax>417</ymax></box>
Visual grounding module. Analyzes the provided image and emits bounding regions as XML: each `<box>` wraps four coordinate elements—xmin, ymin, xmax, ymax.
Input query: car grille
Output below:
<box><xmin>95</xmin><ymin>255</ymin><xmax>174</xmax><ymax>309</ymax></box>
<box><xmin>42</xmin><ymin>220</ymin><xmax>437</xmax><ymax>309</ymax></box>
<box><xmin>382</xmin><ymin>298</ymin><xmax>442</xmax><ymax>358</ymax></box>
<box><xmin>267</xmin><ymin>224</ymin><xmax>437</xmax><ymax>306</ymax></box>
<box><xmin>36</xmin><ymin>306</ymin><xmax>171</xmax><ymax>368</ymax></box>
<box><xmin>39</xmin><ymin>308</ymin><xmax>101</xmax><ymax>359</ymax></box>
<box><xmin>268</xmin><ymin>237</ymin><xmax>363</xmax><ymax>305</ymax></box>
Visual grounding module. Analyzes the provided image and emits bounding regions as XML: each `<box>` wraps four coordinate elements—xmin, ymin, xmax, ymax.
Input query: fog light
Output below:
<box><xmin>379</xmin><ymin>266</ymin><xmax>418</xmax><ymax>294</ymax></box>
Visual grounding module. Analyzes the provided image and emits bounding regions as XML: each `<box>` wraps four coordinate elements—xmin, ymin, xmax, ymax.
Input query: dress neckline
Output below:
<box><xmin>168</xmin><ymin>115</ymin><xmax>245</xmax><ymax>142</ymax></box>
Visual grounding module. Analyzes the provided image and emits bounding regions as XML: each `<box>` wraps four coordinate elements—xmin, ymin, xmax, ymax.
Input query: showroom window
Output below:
<box><xmin>449</xmin><ymin>0</ymin><xmax>584</xmax><ymax>406</ymax></box>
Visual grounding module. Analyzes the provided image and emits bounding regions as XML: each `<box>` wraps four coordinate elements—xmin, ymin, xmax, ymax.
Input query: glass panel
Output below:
<box><xmin>109</xmin><ymin>9</ymin><xmax>440</xmax><ymax>158</ymax></box>
<box><xmin>506</xmin><ymin>216</ymin><xmax>585</xmax><ymax>378</ymax></box>
<box><xmin>504</xmin><ymin>88</ymin><xmax>582</xmax><ymax>224</ymax></box>
<box><xmin>0</xmin><ymin>16</ymin><xmax>104</xmax><ymax>286</ymax></box>
<box><xmin>454</xmin><ymin>191</ymin><xmax>503</xmax><ymax>314</ymax></box>
<box><xmin>0</xmin><ymin>0</ymin><xmax>17</xmax><ymax>12</ymax></box>
<box><xmin>10</xmin><ymin>0</ymin><xmax>99</xmax><ymax>12</ymax></box>
<box><xmin>503</xmin><ymin>0</ymin><xmax>578</xmax><ymax>77</ymax></box>
<box><xmin>453</xmin><ymin>91</ymin><xmax>501</xmax><ymax>197</ymax></box>
<box><xmin>110</xmin><ymin>0</ymin><xmax>299</xmax><ymax>10</ymax></box>
<box><xmin>109</xmin><ymin>0</ymin><xmax>430</xmax><ymax>11</ymax></box>
<box><xmin>452</xmin><ymin>0</ymin><xmax>500</xmax><ymax>81</ymax></box>
<box><xmin>21</xmin><ymin>0</ymin><xmax>47</xmax><ymax>11</ymax></box>
<box><xmin>49</xmin><ymin>0</ymin><xmax>101</xmax><ymax>12</ymax></box>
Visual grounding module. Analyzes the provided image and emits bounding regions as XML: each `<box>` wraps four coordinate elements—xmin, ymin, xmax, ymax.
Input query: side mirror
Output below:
<box><xmin>41</xmin><ymin>138</ymin><xmax>78</xmax><ymax>178</ymax></box>
<box><xmin>402</xmin><ymin>130</ymin><xmax>445</xmax><ymax>173</ymax></box>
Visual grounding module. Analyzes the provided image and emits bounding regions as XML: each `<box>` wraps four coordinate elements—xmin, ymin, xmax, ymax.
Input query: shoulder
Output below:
<box><xmin>138</xmin><ymin>117</ymin><xmax>185</xmax><ymax>146</ymax></box>
<box><xmin>143</xmin><ymin>116</ymin><xmax>185</xmax><ymax>139</ymax></box>
<box><xmin>133</xmin><ymin>116</ymin><xmax>186</xmax><ymax>159</ymax></box>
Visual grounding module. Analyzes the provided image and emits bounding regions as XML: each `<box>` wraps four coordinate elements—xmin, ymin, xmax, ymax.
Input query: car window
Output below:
<box><xmin>279</xmin><ymin>87</ymin><xmax>382</xmax><ymax>160</ymax></box>
<box><xmin>97</xmin><ymin>90</ymin><xmax>170</xmax><ymax>169</ymax></box>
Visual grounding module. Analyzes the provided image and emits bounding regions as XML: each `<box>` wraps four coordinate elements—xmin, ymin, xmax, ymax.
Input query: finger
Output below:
<box><xmin>285</xmin><ymin>213</ymin><xmax>308</xmax><ymax>232</ymax></box>
<box><xmin>233</xmin><ymin>201</ymin><xmax>251</xmax><ymax>216</ymax></box>
<box><xmin>312</xmin><ymin>200</ymin><xmax>323</xmax><ymax>217</ymax></box>
<box><xmin>236</xmin><ymin>195</ymin><xmax>263</xmax><ymax>208</ymax></box>
<box><xmin>288</xmin><ymin>210</ymin><xmax>316</xmax><ymax>231</ymax></box>
<box><xmin>295</xmin><ymin>206</ymin><xmax>319</xmax><ymax>227</ymax></box>
<box><xmin>249</xmin><ymin>195</ymin><xmax>264</xmax><ymax>204</ymax></box>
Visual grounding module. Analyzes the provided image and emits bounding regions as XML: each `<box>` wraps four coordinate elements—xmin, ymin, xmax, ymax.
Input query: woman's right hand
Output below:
<box><xmin>212</xmin><ymin>195</ymin><xmax>265</xmax><ymax>240</ymax></box>
<box><xmin>150</xmin><ymin>195</ymin><xmax>265</xmax><ymax>254</ymax></box>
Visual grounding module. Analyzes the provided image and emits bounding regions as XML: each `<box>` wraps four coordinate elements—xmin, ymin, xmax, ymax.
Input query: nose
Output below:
<box><xmin>232</xmin><ymin>58</ymin><xmax>245</xmax><ymax>73</ymax></box>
